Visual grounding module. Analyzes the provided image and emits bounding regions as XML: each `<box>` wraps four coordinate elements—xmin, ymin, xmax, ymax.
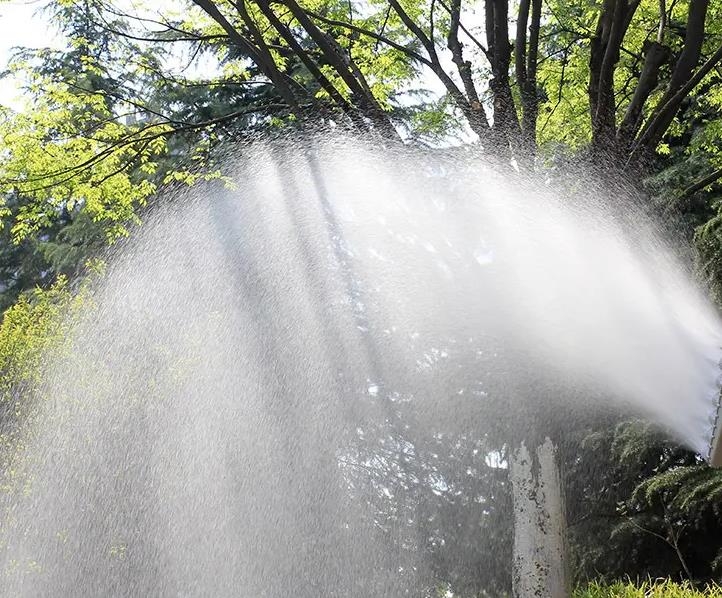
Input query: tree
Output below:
<box><xmin>2</xmin><ymin>0</ymin><xmax>718</xmax><ymax>212</ymax></box>
<box><xmin>175</xmin><ymin>0</ymin><xmax>722</xmax><ymax>168</ymax></box>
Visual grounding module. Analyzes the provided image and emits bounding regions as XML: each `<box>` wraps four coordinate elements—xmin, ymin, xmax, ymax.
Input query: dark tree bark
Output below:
<box><xmin>485</xmin><ymin>0</ymin><xmax>520</xmax><ymax>152</ymax></box>
<box><xmin>276</xmin><ymin>0</ymin><xmax>399</xmax><ymax>138</ymax></box>
<box><xmin>589</xmin><ymin>0</ymin><xmax>642</xmax><ymax>154</ymax></box>
<box><xmin>515</xmin><ymin>0</ymin><xmax>542</xmax><ymax>156</ymax></box>
<box><xmin>680</xmin><ymin>167</ymin><xmax>722</xmax><ymax>200</ymax></box>
<box><xmin>387</xmin><ymin>0</ymin><xmax>492</xmax><ymax>137</ymax></box>
<box><xmin>191</xmin><ymin>0</ymin><xmax>303</xmax><ymax>114</ymax></box>
<box><xmin>188</xmin><ymin>0</ymin><xmax>718</xmax><ymax>170</ymax></box>
<box><xmin>446</xmin><ymin>0</ymin><xmax>487</xmax><ymax>133</ymax></box>
<box><xmin>307</xmin><ymin>3</ymin><xmax>492</xmax><ymax>138</ymax></box>
<box><xmin>617</xmin><ymin>41</ymin><xmax>670</xmax><ymax>149</ymax></box>
<box><xmin>633</xmin><ymin>0</ymin><xmax>712</xmax><ymax>157</ymax></box>
<box><xmin>251</xmin><ymin>0</ymin><xmax>366</xmax><ymax>131</ymax></box>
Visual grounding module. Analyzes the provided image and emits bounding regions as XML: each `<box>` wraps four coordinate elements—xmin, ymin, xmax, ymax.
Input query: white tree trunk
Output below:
<box><xmin>509</xmin><ymin>437</ymin><xmax>569</xmax><ymax>598</ymax></box>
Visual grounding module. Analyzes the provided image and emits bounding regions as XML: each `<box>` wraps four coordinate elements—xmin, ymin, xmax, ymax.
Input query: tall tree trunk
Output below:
<box><xmin>589</xmin><ymin>0</ymin><xmax>642</xmax><ymax>155</ymax></box>
<box><xmin>510</xmin><ymin>438</ymin><xmax>569</xmax><ymax>598</ymax></box>
<box><xmin>515</xmin><ymin>0</ymin><xmax>542</xmax><ymax>158</ymax></box>
<box><xmin>486</xmin><ymin>0</ymin><xmax>520</xmax><ymax>153</ymax></box>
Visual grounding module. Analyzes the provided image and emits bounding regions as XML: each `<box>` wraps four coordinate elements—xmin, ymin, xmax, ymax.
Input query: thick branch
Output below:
<box><xmin>515</xmin><ymin>0</ymin><xmax>530</xmax><ymax>87</ymax></box>
<box><xmin>633</xmin><ymin>41</ymin><xmax>722</xmax><ymax>158</ymax></box>
<box><xmin>522</xmin><ymin>0</ymin><xmax>542</xmax><ymax>147</ymax></box>
<box><xmin>437</xmin><ymin>0</ymin><xmax>489</xmax><ymax>58</ymax></box>
<box><xmin>275</xmin><ymin>0</ymin><xmax>397</xmax><ymax>137</ymax></box>
<box><xmin>527</xmin><ymin>0</ymin><xmax>542</xmax><ymax>85</ymax></box>
<box><xmin>486</xmin><ymin>0</ymin><xmax>520</xmax><ymax>146</ymax></box>
<box><xmin>191</xmin><ymin>0</ymin><xmax>302</xmax><ymax>112</ymax></box>
<box><xmin>305</xmin><ymin>10</ymin><xmax>431</xmax><ymax>66</ymax></box>
<box><xmin>381</xmin><ymin>0</ymin><xmax>490</xmax><ymax>134</ymax></box>
<box><xmin>617</xmin><ymin>40</ymin><xmax>669</xmax><ymax>145</ymax></box>
<box><xmin>387</xmin><ymin>0</ymin><xmax>438</xmax><ymax>61</ymax></box>
<box><xmin>667</xmin><ymin>0</ymin><xmax>709</xmax><ymax>93</ymax></box>
<box><xmin>446</xmin><ymin>0</ymin><xmax>485</xmax><ymax>129</ymax></box>
<box><xmin>253</xmin><ymin>0</ymin><xmax>363</xmax><ymax>128</ymax></box>
<box><xmin>309</xmin><ymin>3</ymin><xmax>488</xmax><ymax>135</ymax></box>
<box><xmin>657</xmin><ymin>0</ymin><xmax>667</xmax><ymax>44</ymax></box>
<box><xmin>593</xmin><ymin>0</ymin><xmax>642</xmax><ymax>147</ymax></box>
<box><xmin>231</xmin><ymin>0</ymin><xmax>311</xmax><ymax>101</ymax></box>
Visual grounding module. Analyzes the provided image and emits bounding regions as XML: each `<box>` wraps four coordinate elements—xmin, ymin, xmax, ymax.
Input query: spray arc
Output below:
<box><xmin>3</xmin><ymin>138</ymin><xmax>722</xmax><ymax>594</ymax></box>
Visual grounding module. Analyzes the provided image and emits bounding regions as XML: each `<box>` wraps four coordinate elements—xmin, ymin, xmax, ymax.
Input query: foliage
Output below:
<box><xmin>538</xmin><ymin>0</ymin><xmax>722</xmax><ymax>150</ymax></box>
<box><xmin>564</xmin><ymin>419</ymin><xmax>722</xmax><ymax>585</ymax></box>
<box><xmin>0</xmin><ymin>1</ymin><xmax>238</xmax><ymax>308</ymax></box>
<box><xmin>574</xmin><ymin>579</ymin><xmax>722</xmax><ymax>598</ymax></box>
<box><xmin>0</xmin><ymin>5</ymin><xmax>158</xmax><ymax>307</ymax></box>
<box><xmin>0</xmin><ymin>262</ymin><xmax>100</xmax><ymax>401</ymax></box>
<box><xmin>0</xmin><ymin>270</ymin><xmax>95</xmax><ymax>495</ymax></box>
<box><xmin>0</xmin><ymin>84</ymin><xmax>163</xmax><ymax>243</ymax></box>
<box><xmin>343</xmin><ymin>421</ymin><xmax>513</xmax><ymax>595</ymax></box>
<box><xmin>0</xmin><ymin>0</ymin><xmax>719</xmax><ymax>311</ymax></box>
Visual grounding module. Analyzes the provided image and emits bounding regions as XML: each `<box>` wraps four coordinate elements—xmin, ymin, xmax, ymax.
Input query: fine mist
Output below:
<box><xmin>1</xmin><ymin>135</ymin><xmax>721</xmax><ymax>596</ymax></box>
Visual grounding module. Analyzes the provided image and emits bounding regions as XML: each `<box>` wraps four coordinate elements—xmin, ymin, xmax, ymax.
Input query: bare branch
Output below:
<box><xmin>305</xmin><ymin>9</ymin><xmax>432</xmax><ymax>67</ymax></box>
<box><xmin>191</xmin><ymin>0</ymin><xmax>302</xmax><ymax>112</ymax></box>
<box><xmin>657</xmin><ymin>0</ymin><xmax>667</xmax><ymax>43</ymax></box>
<box><xmin>680</xmin><ymin>167</ymin><xmax>722</xmax><ymax>199</ymax></box>
<box><xmin>2</xmin><ymin>104</ymin><xmax>289</xmax><ymax>190</ymax></box>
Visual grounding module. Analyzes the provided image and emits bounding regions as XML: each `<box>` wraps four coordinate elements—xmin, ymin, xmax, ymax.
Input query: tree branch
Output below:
<box><xmin>274</xmin><ymin>0</ymin><xmax>397</xmax><ymax>137</ymax></box>
<box><xmin>680</xmin><ymin>167</ymin><xmax>722</xmax><ymax>200</ymax></box>
<box><xmin>617</xmin><ymin>40</ymin><xmax>669</xmax><ymax>146</ymax></box>
<box><xmin>446</xmin><ymin>0</ymin><xmax>484</xmax><ymax>124</ymax></box>
<box><xmin>304</xmin><ymin>9</ymin><xmax>432</xmax><ymax>67</ymax></box>
<box><xmin>307</xmin><ymin>3</ymin><xmax>489</xmax><ymax>135</ymax></box>
<box><xmin>631</xmin><ymin>41</ymin><xmax>722</xmax><ymax>161</ymax></box>
<box><xmin>253</xmin><ymin>0</ymin><xmax>360</xmax><ymax>125</ymax></box>
<box><xmin>191</xmin><ymin>0</ymin><xmax>302</xmax><ymax>112</ymax></box>
<box><xmin>3</xmin><ymin>104</ymin><xmax>289</xmax><ymax>190</ymax></box>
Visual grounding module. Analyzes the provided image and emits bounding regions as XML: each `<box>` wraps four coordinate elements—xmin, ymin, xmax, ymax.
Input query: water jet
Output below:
<box><xmin>1</xmin><ymin>135</ymin><xmax>721</xmax><ymax>596</ymax></box>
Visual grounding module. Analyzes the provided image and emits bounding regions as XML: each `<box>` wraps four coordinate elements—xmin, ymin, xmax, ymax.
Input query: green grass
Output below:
<box><xmin>574</xmin><ymin>580</ymin><xmax>722</xmax><ymax>597</ymax></box>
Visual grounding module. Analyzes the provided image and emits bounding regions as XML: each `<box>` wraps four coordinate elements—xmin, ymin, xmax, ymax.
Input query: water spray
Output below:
<box><xmin>4</xmin><ymin>137</ymin><xmax>722</xmax><ymax>594</ymax></box>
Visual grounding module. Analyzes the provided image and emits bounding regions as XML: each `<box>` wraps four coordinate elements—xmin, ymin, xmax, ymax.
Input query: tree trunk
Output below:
<box><xmin>617</xmin><ymin>40</ymin><xmax>670</xmax><ymax>149</ymax></box>
<box><xmin>514</xmin><ymin>0</ymin><xmax>542</xmax><ymax>161</ymax></box>
<box><xmin>589</xmin><ymin>0</ymin><xmax>642</xmax><ymax>154</ymax></box>
<box><xmin>510</xmin><ymin>437</ymin><xmax>569</xmax><ymax>598</ymax></box>
<box><xmin>632</xmin><ymin>0</ymin><xmax>714</xmax><ymax>160</ymax></box>
<box><xmin>486</xmin><ymin>0</ymin><xmax>520</xmax><ymax>153</ymax></box>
